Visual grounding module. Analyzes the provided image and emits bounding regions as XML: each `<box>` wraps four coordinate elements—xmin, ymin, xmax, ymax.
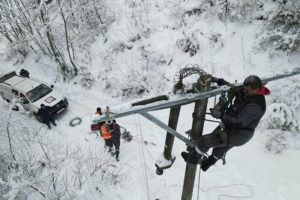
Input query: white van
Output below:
<box><xmin>0</xmin><ymin>71</ymin><xmax>68</xmax><ymax>120</ymax></box>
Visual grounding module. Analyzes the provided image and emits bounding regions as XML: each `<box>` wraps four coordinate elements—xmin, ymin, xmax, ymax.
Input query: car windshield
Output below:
<box><xmin>26</xmin><ymin>84</ymin><xmax>52</xmax><ymax>102</ymax></box>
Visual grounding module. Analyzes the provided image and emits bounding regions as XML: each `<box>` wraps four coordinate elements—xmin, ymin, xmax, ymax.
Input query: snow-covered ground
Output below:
<box><xmin>1</xmin><ymin>0</ymin><xmax>300</xmax><ymax>200</ymax></box>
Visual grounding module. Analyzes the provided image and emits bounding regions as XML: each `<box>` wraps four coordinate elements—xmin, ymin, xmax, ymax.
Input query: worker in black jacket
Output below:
<box><xmin>182</xmin><ymin>75</ymin><xmax>270</xmax><ymax>171</ymax></box>
<box><xmin>38</xmin><ymin>104</ymin><xmax>57</xmax><ymax>129</ymax></box>
<box><xmin>111</xmin><ymin>119</ymin><xmax>121</xmax><ymax>161</ymax></box>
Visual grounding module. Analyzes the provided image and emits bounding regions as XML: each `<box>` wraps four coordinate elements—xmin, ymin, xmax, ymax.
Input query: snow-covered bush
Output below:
<box><xmin>0</xmin><ymin>0</ymin><xmax>114</xmax><ymax>80</ymax></box>
<box><xmin>140</xmin><ymin>46</ymin><xmax>171</xmax><ymax>66</ymax></box>
<box><xmin>122</xmin><ymin>129</ymin><xmax>133</xmax><ymax>142</ymax></box>
<box><xmin>208</xmin><ymin>33</ymin><xmax>224</xmax><ymax>51</ymax></box>
<box><xmin>0</xmin><ymin>112</ymin><xmax>123</xmax><ymax>199</ymax></box>
<box><xmin>119</xmin><ymin>78</ymin><xmax>149</xmax><ymax>98</ymax></box>
<box><xmin>78</xmin><ymin>66</ymin><xmax>95</xmax><ymax>89</ymax></box>
<box><xmin>265</xmin><ymin>131</ymin><xmax>287</xmax><ymax>154</ymax></box>
<box><xmin>120</xmin><ymin>85</ymin><xmax>148</xmax><ymax>98</ymax></box>
<box><xmin>264</xmin><ymin>103</ymin><xmax>298</xmax><ymax>131</ymax></box>
<box><xmin>97</xmin><ymin>35</ymin><xmax>172</xmax><ymax>99</ymax></box>
<box><xmin>105</xmin><ymin>64</ymin><xmax>171</xmax><ymax>99</ymax></box>
<box><xmin>261</xmin><ymin>79</ymin><xmax>300</xmax><ymax>154</ymax></box>
<box><xmin>266</xmin><ymin>79</ymin><xmax>300</xmax><ymax>122</ymax></box>
<box><xmin>263</xmin><ymin>129</ymin><xmax>300</xmax><ymax>154</ymax></box>
<box><xmin>176</xmin><ymin>36</ymin><xmax>200</xmax><ymax>57</ymax></box>
<box><xmin>259</xmin><ymin>4</ymin><xmax>300</xmax><ymax>54</ymax></box>
<box><xmin>182</xmin><ymin>0</ymin><xmax>264</xmax><ymax>23</ymax></box>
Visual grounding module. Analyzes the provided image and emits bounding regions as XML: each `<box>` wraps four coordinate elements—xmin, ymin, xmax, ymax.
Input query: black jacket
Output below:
<box><xmin>216</xmin><ymin>78</ymin><xmax>269</xmax><ymax>134</ymax></box>
<box><xmin>38</xmin><ymin>106</ymin><xmax>53</xmax><ymax>122</ymax></box>
<box><xmin>222</xmin><ymin>90</ymin><xmax>266</xmax><ymax>130</ymax></box>
<box><xmin>111</xmin><ymin>124</ymin><xmax>121</xmax><ymax>147</ymax></box>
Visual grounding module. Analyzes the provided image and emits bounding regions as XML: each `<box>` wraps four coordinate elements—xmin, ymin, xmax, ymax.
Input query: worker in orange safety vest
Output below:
<box><xmin>100</xmin><ymin>120</ymin><xmax>113</xmax><ymax>152</ymax></box>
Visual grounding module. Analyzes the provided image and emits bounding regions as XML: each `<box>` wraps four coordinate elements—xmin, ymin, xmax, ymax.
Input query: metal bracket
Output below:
<box><xmin>140</xmin><ymin>112</ymin><xmax>197</xmax><ymax>147</ymax></box>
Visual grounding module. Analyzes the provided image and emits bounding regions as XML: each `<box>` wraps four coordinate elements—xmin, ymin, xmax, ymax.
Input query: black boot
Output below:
<box><xmin>116</xmin><ymin>151</ymin><xmax>119</xmax><ymax>162</ymax></box>
<box><xmin>181</xmin><ymin>151</ymin><xmax>203</xmax><ymax>165</ymax></box>
<box><xmin>201</xmin><ymin>155</ymin><xmax>218</xmax><ymax>171</ymax></box>
<box><xmin>181</xmin><ymin>152</ymin><xmax>189</xmax><ymax>162</ymax></box>
<box><xmin>46</xmin><ymin>122</ymin><xmax>51</xmax><ymax>129</ymax></box>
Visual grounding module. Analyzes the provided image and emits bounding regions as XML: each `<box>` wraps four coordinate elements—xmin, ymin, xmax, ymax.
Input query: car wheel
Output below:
<box><xmin>12</xmin><ymin>105</ymin><xmax>19</xmax><ymax>111</ymax></box>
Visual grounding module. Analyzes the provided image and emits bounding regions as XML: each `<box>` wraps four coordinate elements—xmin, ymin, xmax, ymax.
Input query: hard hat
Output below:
<box><xmin>105</xmin><ymin>117</ymin><xmax>114</xmax><ymax>125</ymax></box>
<box><xmin>243</xmin><ymin>75</ymin><xmax>262</xmax><ymax>89</ymax></box>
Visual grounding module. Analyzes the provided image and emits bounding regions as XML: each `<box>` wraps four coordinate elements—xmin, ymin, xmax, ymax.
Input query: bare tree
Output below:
<box><xmin>0</xmin><ymin>0</ymin><xmax>112</xmax><ymax>80</ymax></box>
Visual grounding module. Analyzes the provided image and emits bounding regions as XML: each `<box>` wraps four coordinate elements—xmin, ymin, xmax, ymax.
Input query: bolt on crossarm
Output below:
<box><xmin>181</xmin><ymin>76</ymin><xmax>211</xmax><ymax>200</ymax></box>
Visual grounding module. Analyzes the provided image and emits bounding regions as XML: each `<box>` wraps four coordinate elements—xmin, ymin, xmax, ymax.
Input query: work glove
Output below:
<box><xmin>211</xmin><ymin>76</ymin><xmax>220</xmax><ymax>83</ymax></box>
<box><xmin>209</xmin><ymin>108</ymin><xmax>222</xmax><ymax>119</ymax></box>
<box><xmin>211</xmin><ymin>77</ymin><xmax>233</xmax><ymax>87</ymax></box>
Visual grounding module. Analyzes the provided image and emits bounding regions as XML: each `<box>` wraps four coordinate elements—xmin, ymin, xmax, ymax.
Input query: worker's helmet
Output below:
<box><xmin>105</xmin><ymin>117</ymin><xmax>114</xmax><ymax>129</ymax></box>
<box><xmin>243</xmin><ymin>75</ymin><xmax>262</xmax><ymax>89</ymax></box>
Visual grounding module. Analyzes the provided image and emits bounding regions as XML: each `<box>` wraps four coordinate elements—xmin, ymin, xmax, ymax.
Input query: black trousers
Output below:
<box><xmin>112</xmin><ymin>138</ymin><xmax>120</xmax><ymax>151</ymax></box>
<box><xmin>104</xmin><ymin>139</ymin><xmax>113</xmax><ymax>148</ymax></box>
<box><xmin>197</xmin><ymin>126</ymin><xmax>254</xmax><ymax>159</ymax></box>
<box><xmin>44</xmin><ymin>118</ymin><xmax>55</xmax><ymax>128</ymax></box>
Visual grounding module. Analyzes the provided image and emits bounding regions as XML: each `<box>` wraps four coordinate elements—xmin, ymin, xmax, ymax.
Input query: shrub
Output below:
<box><xmin>265</xmin><ymin>131</ymin><xmax>287</xmax><ymax>154</ymax></box>
<box><xmin>264</xmin><ymin>103</ymin><xmax>298</xmax><ymax>131</ymax></box>
<box><xmin>260</xmin><ymin>8</ymin><xmax>300</xmax><ymax>53</ymax></box>
<box><xmin>176</xmin><ymin>36</ymin><xmax>200</xmax><ymax>57</ymax></box>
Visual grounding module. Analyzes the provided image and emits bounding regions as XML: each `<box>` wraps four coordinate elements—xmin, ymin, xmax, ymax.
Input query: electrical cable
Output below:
<box><xmin>137</xmin><ymin>115</ymin><xmax>151</xmax><ymax>200</ymax></box>
<box><xmin>199</xmin><ymin>183</ymin><xmax>254</xmax><ymax>200</ymax></box>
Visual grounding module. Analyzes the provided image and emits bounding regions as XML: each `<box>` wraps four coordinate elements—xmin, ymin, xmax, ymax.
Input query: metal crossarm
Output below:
<box><xmin>93</xmin><ymin>85</ymin><xmax>230</xmax><ymax>123</ymax></box>
<box><xmin>140</xmin><ymin>112</ymin><xmax>197</xmax><ymax>146</ymax></box>
<box><xmin>262</xmin><ymin>67</ymin><xmax>300</xmax><ymax>84</ymax></box>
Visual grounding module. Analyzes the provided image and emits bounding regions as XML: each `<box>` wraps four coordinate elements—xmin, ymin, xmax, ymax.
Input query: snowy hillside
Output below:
<box><xmin>1</xmin><ymin>0</ymin><xmax>300</xmax><ymax>200</ymax></box>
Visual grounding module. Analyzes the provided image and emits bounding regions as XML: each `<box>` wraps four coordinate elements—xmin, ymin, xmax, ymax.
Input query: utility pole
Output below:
<box><xmin>181</xmin><ymin>76</ymin><xmax>211</xmax><ymax>200</ymax></box>
<box><xmin>132</xmin><ymin>94</ymin><xmax>180</xmax><ymax>159</ymax></box>
<box><xmin>164</xmin><ymin>106</ymin><xmax>181</xmax><ymax>160</ymax></box>
<box><xmin>155</xmin><ymin>105</ymin><xmax>181</xmax><ymax>175</ymax></box>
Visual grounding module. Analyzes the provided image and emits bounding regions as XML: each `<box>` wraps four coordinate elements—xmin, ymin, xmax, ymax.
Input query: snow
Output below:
<box><xmin>1</xmin><ymin>0</ymin><xmax>300</xmax><ymax>200</ymax></box>
<box><xmin>156</xmin><ymin>152</ymin><xmax>175</xmax><ymax>169</ymax></box>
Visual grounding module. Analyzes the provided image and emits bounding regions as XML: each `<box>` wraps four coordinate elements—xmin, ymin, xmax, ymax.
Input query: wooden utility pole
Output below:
<box><xmin>181</xmin><ymin>77</ymin><xmax>211</xmax><ymax>200</ymax></box>
<box><xmin>164</xmin><ymin>106</ymin><xmax>181</xmax><ymax>160</ymax></box>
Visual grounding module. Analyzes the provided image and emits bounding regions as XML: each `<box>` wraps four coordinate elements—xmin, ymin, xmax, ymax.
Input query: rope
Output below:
<box><xmin>197</xmin><ymin>167</ymin><xmax>201</xmax><ymax>200</ymax></box>
<box><xmin>199</xmin><ymin>183</ymin><xmax>254</xmax><ymax>200</ymax></box>
<box><xmin>69</xmin><ymin>117</ymin><xmax>82</xmax><ymax>127</ymax></box>
<box><xmin>137</xmin><ymin>115</ymin><xmax>151</xmax><ymax>200</ymax></box>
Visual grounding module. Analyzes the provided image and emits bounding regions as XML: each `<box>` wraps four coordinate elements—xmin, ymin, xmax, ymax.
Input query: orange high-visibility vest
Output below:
<box><xmin>100</xmin><ymin>125</ymin><xmax>111</xmax><ymax>140</ymax></box>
